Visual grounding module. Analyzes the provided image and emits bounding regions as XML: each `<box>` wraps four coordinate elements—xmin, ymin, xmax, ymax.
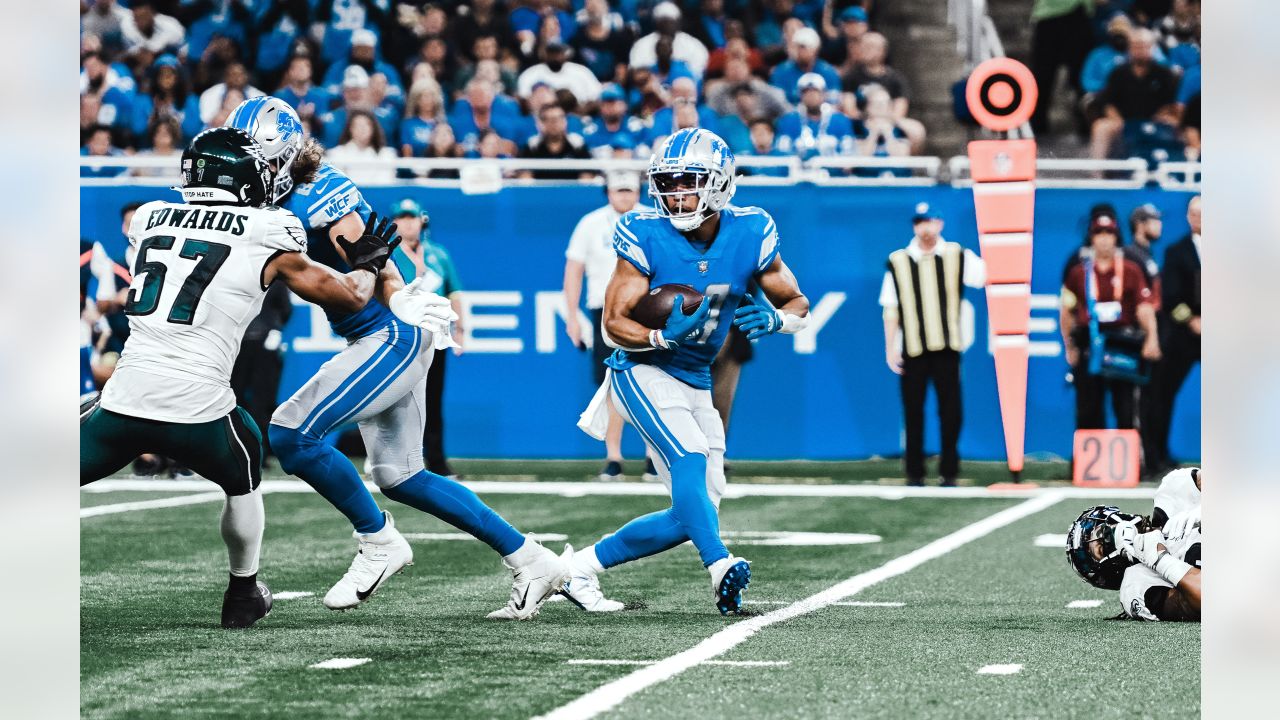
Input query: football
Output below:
<box><xmin>630</xmin><ymin>283</ymin><xmax>705</xmax><ymax>330</ymax></box>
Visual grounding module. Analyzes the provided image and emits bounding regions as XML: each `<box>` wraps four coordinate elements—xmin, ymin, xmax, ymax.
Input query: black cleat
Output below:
<box><xmin>221</xmin><ymin>580</ymin><xmax>273</xmax><ymax>629</ymax></box>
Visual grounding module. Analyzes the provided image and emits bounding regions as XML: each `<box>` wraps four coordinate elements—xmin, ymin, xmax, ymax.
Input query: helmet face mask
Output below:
<box><xmin>1065</xmin><ymin>505</ymin><xmax>1147</xmax><ymax>590</ymax></box>
<box><xmin>648</xmin><ymin>128</ymin><xmax>737</xmax><ymax>232</ymax></box>
<box><xmin>225</xmin><ymin>96</ymin><xmax>305</xmax><ymax>202</ymax></box>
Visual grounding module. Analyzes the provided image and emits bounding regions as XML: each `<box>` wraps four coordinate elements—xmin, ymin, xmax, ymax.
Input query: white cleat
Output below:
<box><xmin>708</xmin><ymin>555</ymin><xmax>752</xmax><ymax>615</ymax></box>
<box><xmin>558</xmin><ymin>545</ymin><xmax>624</xmax><ymax>612</ymax></box>
<box><xmin>323</xmin><ymin>511</ymin><xmax>413</xmax><ymax>610</ymax></box>
<box><xmin>486</xmin><ymin>536</ymin><xmax>571</xmax><ymax>620</ymax></box>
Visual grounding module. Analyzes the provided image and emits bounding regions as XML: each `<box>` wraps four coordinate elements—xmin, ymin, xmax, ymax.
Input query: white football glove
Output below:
<box><xmin>1114</xmin><ymin>519</ymin><xmax>1166</xmax><ymax>567</ymax></box>
<box><xmin>1162</xmin><ymin>505</ymin><xmax>1201</xmax><ymax>543</ymax></box>
<box><xmin>388</xmin><ymin>278</ymin><xmax>459</xmax><ymax>346</ymax></box>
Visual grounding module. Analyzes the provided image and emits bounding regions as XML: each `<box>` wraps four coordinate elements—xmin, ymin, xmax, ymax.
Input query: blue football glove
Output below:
<box><xmin>733</xmin><ymin>302</ymin><xmax>782</xmax><ymax>340</ymax></box>
<box><xmin>662</xmin><ymin>294</ymin><xmax>711</xmax><ymax>347</ymax></box>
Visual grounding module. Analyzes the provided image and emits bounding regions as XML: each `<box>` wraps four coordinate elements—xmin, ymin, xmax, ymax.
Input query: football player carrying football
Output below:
<box><xmin>81</xmin><ymin>128</ymin><xmax>401</xmax><ymax>628</ymax></box>
<box><xmin>1066</xmin><ymin>468</ymin><xmax>1202</xmax><ymax>621</ymax></box>
<box><xmin>570</xmin><ymin>127</ymin><xmax>810</xmax><ymax>614</ymax></box>
<box><xmin>227</xmin><ymin>98</ymin><xmax>568</xmax><ymax>619</ymax></box>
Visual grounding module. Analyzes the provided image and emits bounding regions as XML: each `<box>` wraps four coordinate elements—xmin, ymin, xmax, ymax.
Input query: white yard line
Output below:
<box><xmin>80</xmin><ymin>491</ymin><xmax>227</xmax><ymax>518</ymax></box>
<box><xmin>402</xmin><ymin>532</ymin><xmax>569</xmax><ymax>542</ymax></box>
<box><xmin>532</xmin><ymin>492</ymin><xmax>1067</xmax><ymax>720</ymax></box>
<box><xmin>977</xmin><ymin>664</ymin><xmax>1024</xmax><ymax>675</ymax></box>
<box><xmin>1034</xmin><ymin>533</ymin><xmax>1068</xmax><ymax>547</ymax></box>
<box><xmin>309</xmin><ymin>658</ymin><xmax>372</xmax><ymax>670</ymax></box>
<box><xmin>85</xmin><ymin>478</ymin><xmax>1157</xmax><ymax>500</ymax></box>
<box><xmin>1066</xmin><ymin>599</ymin><xmax>1104</xmax><ymax>609</ymax></box>
<box><xmin>273</xmin><ymin>591</ymin><xmax>314</xmax><ymax>600</ymax></box>
<box><xmin>746</xmin><ymin>600</ymin><xmax>905</xmax><ymax>607</ymax></box>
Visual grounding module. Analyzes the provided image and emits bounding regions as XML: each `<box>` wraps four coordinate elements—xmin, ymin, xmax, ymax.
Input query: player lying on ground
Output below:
<box><xmin>228</xmin><ymin>98</ymin><xmax>569</xmax><ymax>619</ymax></box>
<box><xmin>1066</xmin><ymin>468</ymin><xmax>1201</xmax><ymax>621</ymax></box>
<box><xmin>80</xmin><ymin>127</ymin><xmax>402</xmax><ymax>628</ymax></box>
<box><xmin>569</xmin><ymin>128</ymin><xmax>809</xmax><ymax>614</ymax></box>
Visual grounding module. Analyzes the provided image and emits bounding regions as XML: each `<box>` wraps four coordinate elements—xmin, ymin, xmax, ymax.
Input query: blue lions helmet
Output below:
<box><xmin>225</xmin><ymin>96</ymin><xmax>305</xmax><ymax>202</ymax></box>
<box><xmin>1065</xmin><ymin>505</ymin><xmax>1146</xmax><ymax>590</ymax></box>
<box><xmin>648</xmin><ymin>127</ymin><xmax>737</xmax><ymax>231</ymax></box>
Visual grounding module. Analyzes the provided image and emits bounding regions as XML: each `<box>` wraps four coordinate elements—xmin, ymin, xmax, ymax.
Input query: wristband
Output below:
<box><xmin>1153</xmin><ymin>551</ymin><xmax>1192</xmax><ymax>586</ymax></box>
<box><xmin>778</xmin><ymin>312</ymin><xmax>808</xmax><ymax>335</ymax></box>
<box><xmin>648</xmin><ymin>329</ymin><xmax>670</xmax><ymax>349</ymax></box>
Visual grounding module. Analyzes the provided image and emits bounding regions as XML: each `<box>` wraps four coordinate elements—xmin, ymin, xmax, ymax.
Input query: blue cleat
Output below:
<box><xmin>709</xmin><ymin>556</ymin><xmax>751</xmax><ymax>615</ymax></box>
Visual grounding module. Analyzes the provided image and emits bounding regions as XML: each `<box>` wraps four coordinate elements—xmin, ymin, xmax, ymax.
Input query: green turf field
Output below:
<box><xmin>81</xmin><ymin>462</ymin><xmax>1199</xmax><ymax>719</ymax></box>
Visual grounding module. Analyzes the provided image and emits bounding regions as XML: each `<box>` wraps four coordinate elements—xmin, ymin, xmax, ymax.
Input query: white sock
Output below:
<box><xmin>221</xmin><ymin>489</ymin><xmax>264</xmax><ymax>577</ymax></box>
<box><xmin>573</xmin><ymin>544</ymin><xmax>606</xmax><ymax>576</ymax></box>
<box><xmin>503</xmin><ymin>536</ymin><xmax>539</xmax><ymax>567</ymax></box>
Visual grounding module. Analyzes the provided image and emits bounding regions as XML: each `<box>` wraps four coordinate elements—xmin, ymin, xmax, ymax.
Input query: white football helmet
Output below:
<box><xmin>648</xmin><ymin>127</ymin><xmax>737</xmax><ymax>231</ymax></box>
<box><xmin>225</xmin><ymin>96</ymin><xmax>305</xmax><ymax>202</ymax></box>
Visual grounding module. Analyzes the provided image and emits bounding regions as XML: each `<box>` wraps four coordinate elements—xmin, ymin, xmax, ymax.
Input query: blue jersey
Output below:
<box><xmin>607</xmin><ymin>205</ymin><xmax>780</xmax><ymax>389</ymax></box>
<box><xmin>283</xmin><ymin>163</ymin><xmax>398</xmax><ymax>338</ymax></box>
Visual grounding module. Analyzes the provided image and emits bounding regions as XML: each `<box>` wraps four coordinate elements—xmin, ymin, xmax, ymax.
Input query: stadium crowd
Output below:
<box><xmin>81</xmin><ymin>0</ymin><xmax>929</xmax><ymax>179</ymax></box>
<box><xmin>1029</xmin><ymin>0</ymin><xmax>1200</xmax><ymax>164</ymax></box>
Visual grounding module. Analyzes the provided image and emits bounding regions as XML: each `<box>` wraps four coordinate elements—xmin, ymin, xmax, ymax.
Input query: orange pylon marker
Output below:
<box><xmin>966</xmin><ymin>59</ymin><xmax>1038</xmax><ymax>483</ymax></box>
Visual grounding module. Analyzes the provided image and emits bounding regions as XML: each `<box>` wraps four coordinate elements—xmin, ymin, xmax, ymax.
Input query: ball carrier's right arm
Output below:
<box><xmin>603</xmin><ymin>258</ymin><xmax>710</xmax><ymax>351</ymax></box>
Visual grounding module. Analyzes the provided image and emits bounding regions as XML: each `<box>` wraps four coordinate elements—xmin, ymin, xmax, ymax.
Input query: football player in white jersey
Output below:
<box><xmin>81</xmin><ymin>127</ymin><xmax>403</xmax><ymax>629</ymax></box>
<box><xmin>1066</xmin><ymin>468</ymin><xmax>1201</xmax><ymax>622</ymax></box>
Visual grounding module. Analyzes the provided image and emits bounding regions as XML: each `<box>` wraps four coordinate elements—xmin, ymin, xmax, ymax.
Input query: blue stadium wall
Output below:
<box><xmin>81</xmin><ymin>183</ymin><xmax>1201</xmax><ymax>462</ymax></box>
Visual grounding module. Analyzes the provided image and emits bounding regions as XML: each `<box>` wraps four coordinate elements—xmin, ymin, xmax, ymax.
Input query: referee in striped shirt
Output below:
<box><xmin>879</xmin><ymin>203</ymin><xmax>986</xmax><ymax>486</ymax></box>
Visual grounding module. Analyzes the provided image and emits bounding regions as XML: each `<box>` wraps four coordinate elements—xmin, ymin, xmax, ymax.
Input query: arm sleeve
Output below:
<box><xmin>755</xmin><ymin>211</ymin><xmax>780</xmax><ymax>274</ymax></box>
<box><xmin>963</xmin><ymin>248</ymin><xmax>987</xmax><ymax>287</ymax></box>
<box><xmin>612</xmin><ymin>213</ymin><xmax>652</xmax><ymax>276</ymax></box>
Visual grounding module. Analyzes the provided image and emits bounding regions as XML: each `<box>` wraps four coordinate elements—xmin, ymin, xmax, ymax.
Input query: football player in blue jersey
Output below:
<box><xmin>226</xmin><ymin>97</ymin><xmax>569</xmax><ymax>620</ymax></box>
<box><xmin>569</xmin><ymin>127</ymin><xmax>811</xmax><ymax>614</ymax></box>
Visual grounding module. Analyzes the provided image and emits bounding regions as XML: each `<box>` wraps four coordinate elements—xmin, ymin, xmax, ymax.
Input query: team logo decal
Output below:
<box><xmin>697</xmin><ymin>260</ymin><xmax>709</xmax><ymax>274</ymax></box>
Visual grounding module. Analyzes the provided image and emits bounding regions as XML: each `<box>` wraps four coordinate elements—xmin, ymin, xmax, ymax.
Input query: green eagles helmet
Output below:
<box><xmin>1065</xmin><ymin>505</ymin><xmax>1147</xmax><ymax>590</ymax></box>
<box><xmin>177</xmin><ymin>127</ymin><xmax>275</xmax><ymax>207</ymax></box>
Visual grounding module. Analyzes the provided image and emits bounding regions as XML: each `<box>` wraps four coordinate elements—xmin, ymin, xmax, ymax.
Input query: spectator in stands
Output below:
<box><xmin>469</xmin><ymin>127</ymin><xmax>514</xmax><ymax>163</ymax></box>
<box><xmin>209</xmin><ymin>87</ymin><xmax>248</xmax><ymax>128</ymax></box>
<box><xmin>79</xmin><ymin>38</ymin><xmax>136</xmax><ymax>96</ymax></box>
<box><xmin>517</xmin><ymin>104</ymin><xmax>593</xmax><ymax>181</ymax></box>
<box><xmin>315</xmin><ymin>0</ymin><xmax>389</xmax><ymax>70</ymax></box>
<box><xmin>517</xmin><ymin>41</ymin><xmax>603</xmax><ymax>106</ymax></box>
<box><xmin>1157</xmin><ymin>0</ymin><xmax>1201</xmax><ymax>73</ymax></box>
<box><xmin>571</xmin><ymin>0</ymin><xmax>633</xmax><ymax>83</ymax></box>
<box><xmin>629</xmin><ymin>2</ymin><xmax>709</xmax><ymax>79</ymax></box>
<box><xmin>328</xmin><ymin>109</ymin><xmax>398</xmax><ymax>184</ymax></box>
<box><xmin>705</xmin><ymin>28</ymin><xmax>767</xmax><ymax>79</ymax></box>
<box><xmin>642</xmin><ymin>77</ymin><xmax>720</xmax><ymax>152</ymax></box>
<box><xmin>775</xmin><ymin>73</ymin><xmax>856</xmax><ymax>161</ymax></box>
<box><xmin>322</xmin><ymin>28</ymin><xmax>405</xmax><ymax>113</ymax></box>
<box><xmin>854</xmin><ymin>85</ymin><xmax>910</xmax><ymax>161</ymax></box>
<box><xmin>120</xmin><ymin>0</ymin><xmax>186</xmax><ymax>63</ymax></box>
<box><xmin>455</xmin><ymin>36</ymin><xmax>520</xmax><ymax>97</ymax></box>
<box><xmin>1081</xmin><ymin>14</ymin><xmax>1134</xmax><ymax>100</ymax></box>
<box><xmin>1060</xmin><ymin>215</ymin><xmax>1161</xmax><ymax>432</ymax></box>
<box><xmin>513</xmin><ymin>0</ymin><xmax>577</xmax><ymax>58</ymax></box>
<box><xmin>319</xmin><ymin>65</ymin><xmax>398</xmax><ymax>147</ymax></box>
<box><xmin>688</xmin><ymin>0</ymin><xmax>732</xmax><ymax>51</ymax></box>
<box><xmin>425</xmin><ymin>123</ymin><xmax>462</xmax><ymax>177</ymax></box>
<box><xmin>771</xmin><ymin>27</ymin><xmax>841</xmax><ymax>105</ymax></box>
<box><xmin>840</xmin><ymin>32</ymin><xmax>924</xmax><ymax>151</ymax></box>
<box><xmin>81</xmin><ymin>125</ymin><xmax>128</xmax><ymax>178</ymax></box>
<box><xmin>650</xmin><ymin>34</ymin><xmax>698</xmax><ymax>89</ymax></box>
<box><xmin>822</xmin><ymin>4</ymin><xmax>870</xmax><ymax>68</ymax></box>
<box><xmin>130</xmin><ymin>54</ymin><xmax>203</xmax><ymax>146</ymax></box>
<box><xmin>706</xmin><ymin>57</ymin><xmax>790</xmax><ymax>123</ymax></box>
<box><xmin>249</xmin><ymin>0</ymin><xmax>314</xmax><ymax>88</ymax></box>
<box><xmin>742</xmin><ymin>118</ymin><xmax>793</xmax><ymax>177</ymax></box>
<box><xmin>754</xmin><ymin>0</ymin><xmax>796</xmax><ymax>54</ymax></box>
<box><xmin>81</xmin><ymin>94</ymin><xmax>104</xmax><ymax>146</ymax></box>
<box><xmin>453</xmin><ymin>0</ymin><xmax>515</xmax><ymax>63</ymax></box>
<box><xmin>450</xmin><ymin>78</ymin><xmax>523</xmax><ymax>157</ymax></box>
<box><xmin>275</xmin><ymin>54</ymin><xmax>330</xmax><ymax>130</ymax></box>
<box><xmin>1181</xmin><ymin>91</ymin><xmax>1200</xmax><ymax>161</ymax></box>
<box><xmin>132</xmin><ymin>116</ymin><xmax>183</xmax><ymax>177</ymax></box>
<box><xmin>399</xmin><ymin>78</ymin><xmax>447</xmax><ymax>157</ymax></box>
<box><xmin>414</xmin><ymin>34</ymin><xmax>457</xmax><ymax>98</ymax></box>
<box><xmin>82</xmin><ymin>1</ymin><xmax>132</xmax><ymax>57</ymax></box>
<box><xmin>624</xmin><ymin>65</ymin><xmax>669</xmax><ymax>120</ymax></box>
<box><xmin>81</xmin><ymin>51</ymin><xmax>135</xmax><ymax>146</ymax></box>
<box><xmin>198</xmin><ymin>61</ymin><xmax>263</xmax><ymax>127</ymax></box>
<box><xmin>1028</xmin><ymin>0</ymin><xmax>1093</xmax><ymax>134</ymax></box>
<box><xmin>1089</xmin><ymin>28</ymin><xmax>1179</xmax><ymax>160</ymax></box>
<box><xmin>583</xmin><ymin>83</ymin><xmax>642</xmax><ymax>158</ymax></box>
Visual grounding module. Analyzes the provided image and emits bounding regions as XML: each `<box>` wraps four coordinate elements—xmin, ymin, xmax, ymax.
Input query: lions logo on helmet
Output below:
<box><xmin>1065</xmin><ymin>505</ymin><xmax>1146</xmax><ymax>590</ymax></box>
<box><xmin>648</xmin><ymin>128</ymin><xmax>738</xmax><ymax>231</ymax></box>
<box><xmin>225</xmin><ymin>96</ymin><xmax>305</xmax><ymax>202</ymax></box>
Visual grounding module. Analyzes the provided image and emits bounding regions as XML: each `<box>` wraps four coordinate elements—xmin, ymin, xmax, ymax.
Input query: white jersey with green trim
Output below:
<box><xmin>101</xmin><ymin>201</ymin><xmax>306</xmax><ymax>423</ymax></box>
